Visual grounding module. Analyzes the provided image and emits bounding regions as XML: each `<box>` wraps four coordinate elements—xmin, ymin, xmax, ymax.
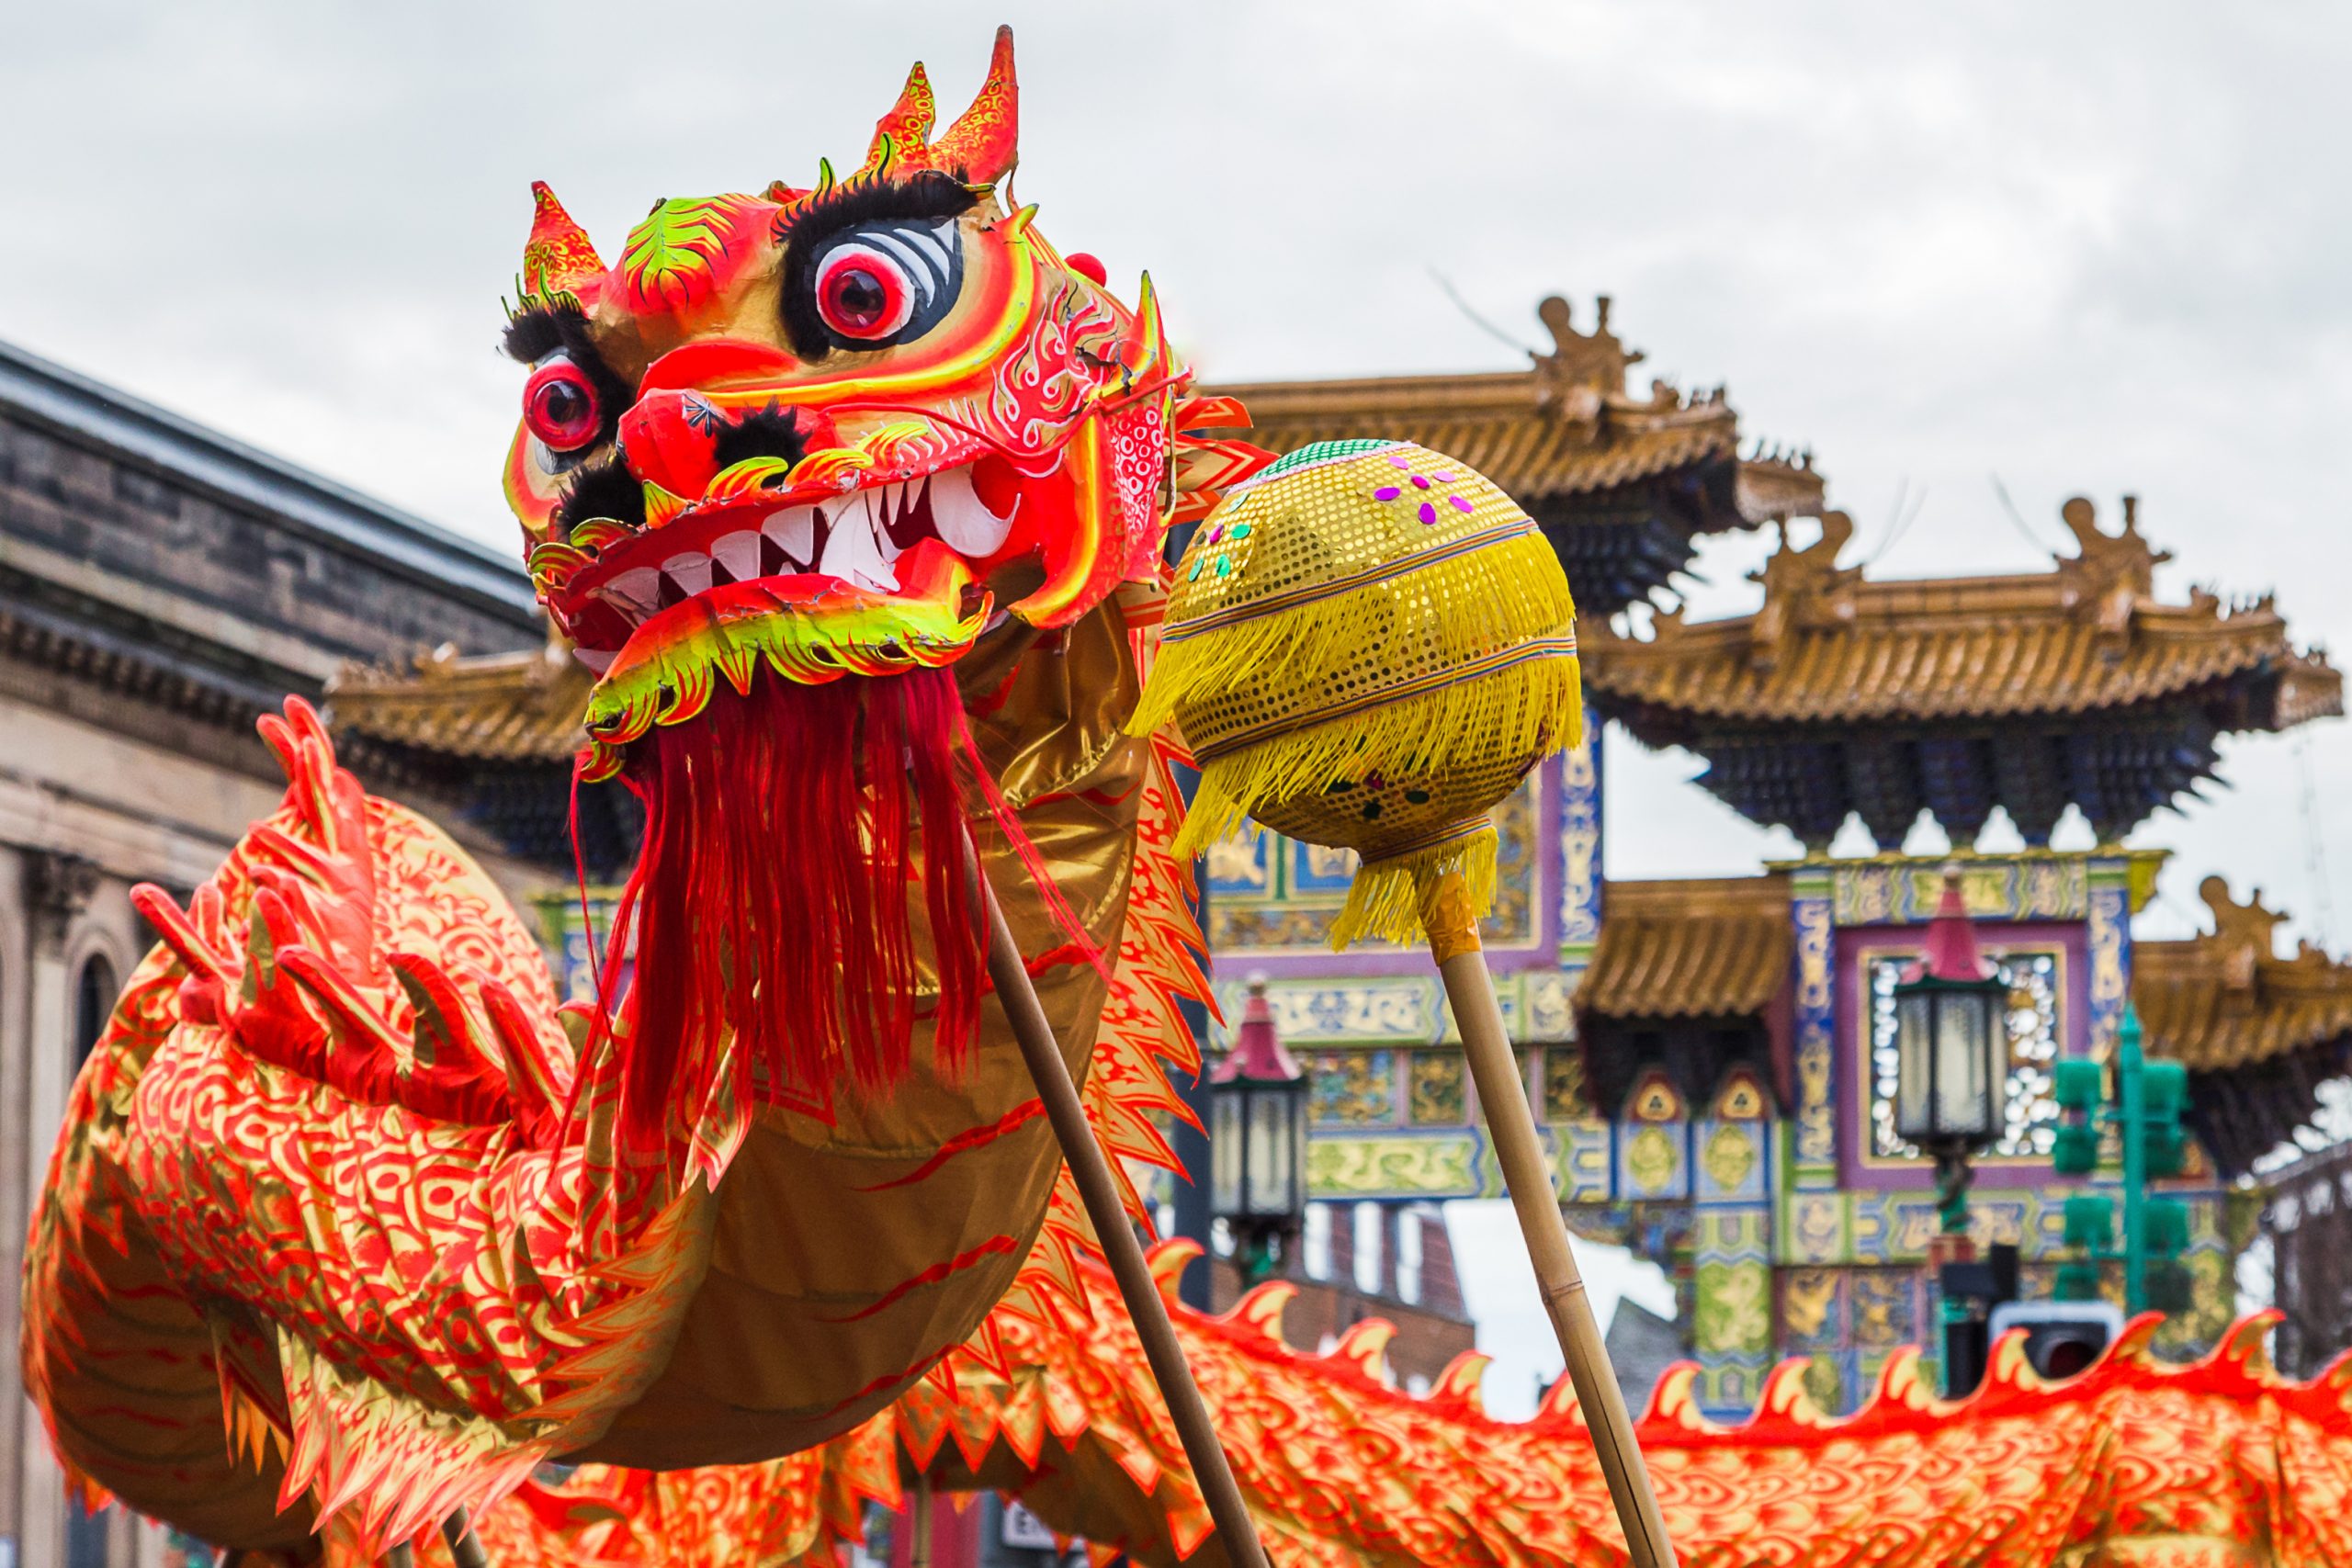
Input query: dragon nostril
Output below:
<box><xmin>713</xmin><ymin>404</ymin><xmax>825</xmax><ymax>474</ymax></box>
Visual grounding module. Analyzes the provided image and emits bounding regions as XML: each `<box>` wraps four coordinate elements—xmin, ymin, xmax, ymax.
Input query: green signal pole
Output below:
<box><xmin>2119</xmin><ymin>1008</ymin><xmax>2146</xmax><ymax>1314</ymax></box>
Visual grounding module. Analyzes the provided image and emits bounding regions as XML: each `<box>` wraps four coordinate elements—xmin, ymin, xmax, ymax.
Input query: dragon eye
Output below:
<box><xmin>815</xmin><ymin>245</ymin><xmax>915</xmax><ymax>340</ymax></box>
<box><xmin>524</xmin><ymin>358</ymin><xmax>602</xmax><ymax>452</ymax></box>
<box><xmin>797</xmin><ymin>218</ymin><xmax>962</xmax><ymax>351</ymax></box>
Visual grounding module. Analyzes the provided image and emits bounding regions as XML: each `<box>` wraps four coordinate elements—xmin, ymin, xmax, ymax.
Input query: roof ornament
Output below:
<box><xmin>1533</xmin><ymin>293</ymin><xmax>1644</xmax><ymax>404</ymax></box>
<box><xmin>2198</xmin><ymin>874</ymin><xmax>2286</xmax><ymax>1000</ymax></box>
<box><xmin>1745</xmin><ymin>510</ymin><xmax>1859</xmax><ymax>670</ymax></box>
<box><xmin>2055</xmin><ymin>494</ymin><xmax>2168</xmax><ymax>640</ymax></box>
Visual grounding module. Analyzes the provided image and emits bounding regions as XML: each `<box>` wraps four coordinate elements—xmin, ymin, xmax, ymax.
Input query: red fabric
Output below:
<box><xmin>606</xmin><ymin>671</ymin><xmax>981</xmax><ymax>1146</ymax></box>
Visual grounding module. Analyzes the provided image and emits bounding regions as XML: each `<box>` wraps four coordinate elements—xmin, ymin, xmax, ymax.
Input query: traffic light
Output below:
<box><xmin>2140</xmin><ymin>1059</ymin><xmax>2188</xmax><ymax>1177</ymax></box>
<box><xmin>2052</xmin><ymin>1059</ymin><xmax>2102</xmax><ymax>1175</ymax></box>
<box><xmin>2048</xmin><ymin>1009</ymin><xmax>2201</xmax><ymax>1316</ymax></box>
<box><xmin>1990</xmin><ymin>1300</ymin><xmax>2123</xmax><ymax>1381</ymax></box>
<box><xmin>2062</xmin><ymin>1193</ymin><xmax>2113</xmax><ymax>1251</ymax></box>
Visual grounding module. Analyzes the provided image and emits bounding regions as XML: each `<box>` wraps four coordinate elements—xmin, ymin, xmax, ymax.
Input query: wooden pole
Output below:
<box><xmin>909</xmin><ymin>1468</ymin><xmax>934</xmax><ymax>1568</ymax></box>
<box><xmin>1422</xmin><ymin>871</ymin><xmax>1679</xmax><ymax>1568</ymax></box>
<box><xmin>974</xmin><ymin>860</ymin><xmax>1272</xmax><ymax>1568</ymax></box>
<box><xmin>440</xmin><ymin>1508</ymin><xmax>491</xmax><ymax>1568</ymax></box>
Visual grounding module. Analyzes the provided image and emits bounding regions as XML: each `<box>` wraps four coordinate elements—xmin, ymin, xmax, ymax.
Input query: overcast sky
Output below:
<box><xmin>9</xmin><ymin>1</ymin><xmax>2350</xmax><ymax>1415</ymax></box>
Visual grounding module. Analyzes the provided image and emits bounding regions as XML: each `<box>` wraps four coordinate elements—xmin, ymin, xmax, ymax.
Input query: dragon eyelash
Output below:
<box><xmin>769</xmin><ymin>167</ymin><xmax>979</xmax><ymax>252</ymax></box>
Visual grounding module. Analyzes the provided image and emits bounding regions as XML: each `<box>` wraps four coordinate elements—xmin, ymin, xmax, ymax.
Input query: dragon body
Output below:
<box><xmin>469</xmin><ymin>1260</ymin><xmax>2352</xmax><ymax>1568</ymax></box>
<box><xmin>25</xmin><ymin>29</ymin><xmax>1251</xmax><ymax>1560</ymax></box>
<box><xmin>23</xmin><ymin>28</ymin><xmax>2349</xmax><ymax>1568</ymax></box>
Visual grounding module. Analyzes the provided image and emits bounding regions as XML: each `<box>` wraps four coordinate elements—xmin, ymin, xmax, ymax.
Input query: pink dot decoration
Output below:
<box><xmin>1411</xmin><ymin>474</ymin><xmax>1432</xmax><ymax>491</ymax></box>
<box><xmin>1450</xmin><ymin>494</ymin><xmax>1474</xmax><ymax>513</ymax></box>
<box><xmin>1374</xmin><ymin>485</ymin><xmax>1401</xmax><ymax>502</ymax></box>
<box><xmin>1387</xmin><ymin>454</ymin><xmax>1413</xmax><ymax>470</ymax></box>
<box><xmin>1418</xmin><ymin>502</ymin><xmax>1437</xmax><ymax>525</ymax></box>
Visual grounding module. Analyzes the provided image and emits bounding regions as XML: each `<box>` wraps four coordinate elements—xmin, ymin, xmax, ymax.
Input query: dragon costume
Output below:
<box><xmin>25</xmin><ymin>28</ymin><xmax>1253</xmax><ymax>1560</ymax></box>
<box><xmin>21</xmin><ymin>28</ymin><xmax>2352</xmax><ymax>1568</ymax></box>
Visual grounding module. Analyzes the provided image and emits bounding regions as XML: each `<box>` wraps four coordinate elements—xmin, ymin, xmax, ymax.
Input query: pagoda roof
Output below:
<box><xmin>328</xmin><ymin>639</ymin><xmax>591</xmax><ymax>765</ymax></box>
<box><xmin>1201</xmin><ymin>294</ymin><xmax>1821</xmax><ymax>615</ymax></box>
<box><xmin>1586</xmin><ymin>496</ymin><xmax>2341</xmax><ymax>847</ymax></box>
<box><xmin>1586</xmin><ymin>499</ymin><xmax>2338</xmax><ymax>726</ymax></box>
<box><xmin>1577</xmin><ymin>875</ymin><xmax>1792</xmax><ymax>1021</ymax></box>
<box><xmin>2137</xmin><ymin>876</ymin><xmax>2352</xmax><ymax>1174</ymax></box>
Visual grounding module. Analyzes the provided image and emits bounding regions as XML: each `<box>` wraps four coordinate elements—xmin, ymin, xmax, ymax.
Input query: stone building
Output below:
<box><xmin>0</xmin><ymin>338</ymin><xmax>544</xmax><ymax>1568</ymax></box>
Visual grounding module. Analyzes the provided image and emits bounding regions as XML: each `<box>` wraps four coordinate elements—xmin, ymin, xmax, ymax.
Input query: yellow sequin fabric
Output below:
<box><xmin>1133</xmin><ymin>439</ymin><xmax>1582</xmax><ymax>946</ymax></box>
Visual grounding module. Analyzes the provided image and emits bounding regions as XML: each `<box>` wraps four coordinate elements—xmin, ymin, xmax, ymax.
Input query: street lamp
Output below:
<box><xmin>1893</xmin><ymin>867</ymin><xmax>2009</xmax><ymax>1395</ymax></box>
<box><xmin>1893</xmin><ymin>870</ymin><xmax>2008</xmax><ymax>1231</ymax></box>
<box><xmin>1210</xmin><ymin>975</ymin><xmax>1308</xmax><ymax>1284</ymax></box>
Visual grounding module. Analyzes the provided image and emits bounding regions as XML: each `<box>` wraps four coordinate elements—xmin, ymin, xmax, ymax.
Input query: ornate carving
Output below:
<box><xmin>1743</xmin><ymin>512</ymin><xmax>1860</xmax><ymax>671</ymax></box>
<box><xmin>1532</xmin><ymin>293</ymin><xmax>1644</xmax><ymax>401</ymax></box>
<box><xmin>24</xmin><ymin>850</ymin><xmax>99</xmax><ymax>953</ymax></box>
<box><xmin>2053</xmin><ymin>494</ymin><xmax>2168</xmax><ymax>638</ymax></box>
<box><xmin>2198</xmin><ymin>874</ymin><xmax>2284</xmax><ymax>1003</ymax></box>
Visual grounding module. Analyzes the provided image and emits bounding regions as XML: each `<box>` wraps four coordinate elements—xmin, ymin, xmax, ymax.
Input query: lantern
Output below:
<box><xmin>1893</xmin><ymin>873</ymin><xmax>2008</xmax><ymax>1151</ymax></box>
<box><xmin>1210</xmin><ymin>976</ymin><xmax>1308</xmax><ymax>1277</ymax></box>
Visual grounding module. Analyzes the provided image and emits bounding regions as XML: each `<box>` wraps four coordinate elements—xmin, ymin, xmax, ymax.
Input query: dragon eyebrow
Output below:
<box><xmin>770</xmin><ymin>168</ymin><xmax>979</xmax><ymax>249</ymax></box>
<box><xmin>503</xmin><ymin>300</ymin><xmax>596</xmax><ymax>366</ymax></box>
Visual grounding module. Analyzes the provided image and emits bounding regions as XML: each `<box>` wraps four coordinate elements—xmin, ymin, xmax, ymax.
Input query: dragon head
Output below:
<box><xmin>503</xmin><ymin>28</ymin><xmax>1199</xmax><ymax>778</ymax></box>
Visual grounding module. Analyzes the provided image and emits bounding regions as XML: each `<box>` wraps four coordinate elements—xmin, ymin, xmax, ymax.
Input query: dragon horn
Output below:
<box><xmin>522</xmin><ymin>181</ymin><xmax>605</xmax><ymax>302</ymax></box>
<box><xmin>927</xmin><ymin>25</ymin><xmax>1018</xmax><ymax>185</ymax></box>
<box><xmin>866</xmin><ymin>60</ymin><xmax>938</xmax><ymax>169</ymax></box>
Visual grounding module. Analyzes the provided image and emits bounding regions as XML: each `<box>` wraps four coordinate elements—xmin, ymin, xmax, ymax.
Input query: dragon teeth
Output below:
<box><xmin>818</xmin><ymin>493</ymin><xmax>898</xmax><ymax>592</ymax></box>
<box><xmin>928</xmin><ymin>465</ymin><xmax>1018</xmax><ymax>557</ymax></box>
<box><xmin>662</xmin><ymin>552</ymin><xmax>713</xmax><ymax>598</ymax></box>
<box><xmin>712</xmin><ymin>531</ymin><xmax>763</xmax><ymax>582</ymax></box>
<box><xmin>762</xmin><ymin>506</ymin><xmax>817</xmax><ymax>568</ymax></box>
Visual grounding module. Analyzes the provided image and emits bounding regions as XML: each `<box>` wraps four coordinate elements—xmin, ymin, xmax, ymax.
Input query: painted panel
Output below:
<box><xmin>1791</xmin><ymin>881</ymin><xmax>1838</xmax><ymax>1180</ymax></box>
<box><xmin>2086</xmin><ymin>856</ymin><xmax>2133</xmax><ymax>1057</ymax></box>
<box><xmin>1558</xmin><ymin>731</ymin><xmax>1603</xmax><ymax>959</ymax></box>
<box><xmin>1309</xmin><ymin>1048</ymin><xmax>1398</xmax><ymax>1127</ymax></box>
<box><xmin>1554</xmin><ymin>1117</ymin><xmax>1614</xmax><ymax>1202</ymax></box>
<box><xmin>1307</xmin><ymin>1133</ymin><xmax>1489</xmax><ymax>1200</ymax></box>
<box><xmin>1695</xmin><ymin>1120</ymin><xmax>1769</xmax><ymax>1203</ymax></box>
<box><xmin>1618</xmin><ymin>1121</ymin><xmax>1690</xmax><ymax>1201</ymax></box>
<box><xmin>1209</xmin><ymin>774</ymin><xmax>1549</xmax><ymax>964</ymax></box>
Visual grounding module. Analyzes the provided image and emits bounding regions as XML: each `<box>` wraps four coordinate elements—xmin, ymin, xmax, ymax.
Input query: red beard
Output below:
<box><xmin>601</xmin><ymin>668</ymin><xmax>983</xmax><ymax>1146</ymax></box>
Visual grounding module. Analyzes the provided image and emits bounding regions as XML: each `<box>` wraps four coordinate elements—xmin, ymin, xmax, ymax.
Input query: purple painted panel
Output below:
<box><xmin>1833</xmin><ymin>919</ymin><xmax>2090</xmax><ymax>1192</ymax></box>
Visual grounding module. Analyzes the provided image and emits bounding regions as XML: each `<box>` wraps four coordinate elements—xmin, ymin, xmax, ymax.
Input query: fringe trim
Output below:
<box><xmin>1128</xmin><ymin>524</ymin><xmax>1574</xmax><ymax>740</ymax></box>
<box><xmin>1330</xmin><ymin>818</ymin><xmax>1498</xmax><ymax>949</ymax></box>
<box><xmin>1172</xmin><ymin>652</ymin><xmax>1583</xmax><ymax>857</ymax></box>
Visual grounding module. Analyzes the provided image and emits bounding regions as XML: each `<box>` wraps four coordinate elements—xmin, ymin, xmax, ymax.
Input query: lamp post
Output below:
<box><xmin>1210</xmin><ymin>976</ymin><xmax>1309</xmax><ymax>1285</ymax></box>
<box><xmin>1891</xmin><ymin>868</ymin><xmax>2009</xmax><ymax>1395</ymax></box>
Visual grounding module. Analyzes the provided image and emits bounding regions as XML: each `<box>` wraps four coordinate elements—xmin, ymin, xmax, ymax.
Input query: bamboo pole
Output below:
<box><xmin>909</xmin><ymin>1469</ymin><xmax>933</xmax><ymax>1568</ymax></box>
<box><xmin>1423</xmin><ymin>871</ymin><xmax>1679</xmax><ymax>1568</ymax></box>
<box><xmin>974</xmin><ymin>858</ymin><xmax>1272</xmax><ymax>1568</ymax></box>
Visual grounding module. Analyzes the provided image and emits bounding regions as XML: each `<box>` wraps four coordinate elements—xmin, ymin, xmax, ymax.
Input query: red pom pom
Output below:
<box><xmin>1065</xmin><ymin>252</ymin><xmax>1108</xmax><ymax>287</ymax></box>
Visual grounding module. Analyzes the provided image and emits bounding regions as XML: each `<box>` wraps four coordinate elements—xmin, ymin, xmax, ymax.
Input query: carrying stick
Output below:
<box><xmin>974</xmin><ymin>856</ymin><xmax>1272</xmax><ymax>1568</ymax></box>
<box><xmin>1423</xmin><ymin>871</ymin><xmax>1678</xmax><ymax>1568</ymax></box>
<box><xmin>440</xmin><ymin>1508</ymin><xmax>490</xmax><ymax>1568</ymax></box>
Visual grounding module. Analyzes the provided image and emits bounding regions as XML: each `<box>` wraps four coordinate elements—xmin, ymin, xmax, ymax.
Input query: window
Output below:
<box><xmin>1302</xmin><ymin>1202</ymin><xmax>1333</xmax><ymax>1281</ymax></box>
<box><xmin>1396</xmin><ymin>1211</ymin><xmax>1424</xmax><ymax>1305</ymax></box>
<box><xmin>1351</xmin><ymin>1201</ymin><xmax>1385</xmax><ymax>1296</ymax></box>
<box><xmin>1867</xmin><ymin>948</ymin><xmax>2061</xmax><ymax>1159</ymax></box>
<box><xmin>74</xmin><ymin>953</ymin><xmax>117</xmax><ymax>1071</ymax></box>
